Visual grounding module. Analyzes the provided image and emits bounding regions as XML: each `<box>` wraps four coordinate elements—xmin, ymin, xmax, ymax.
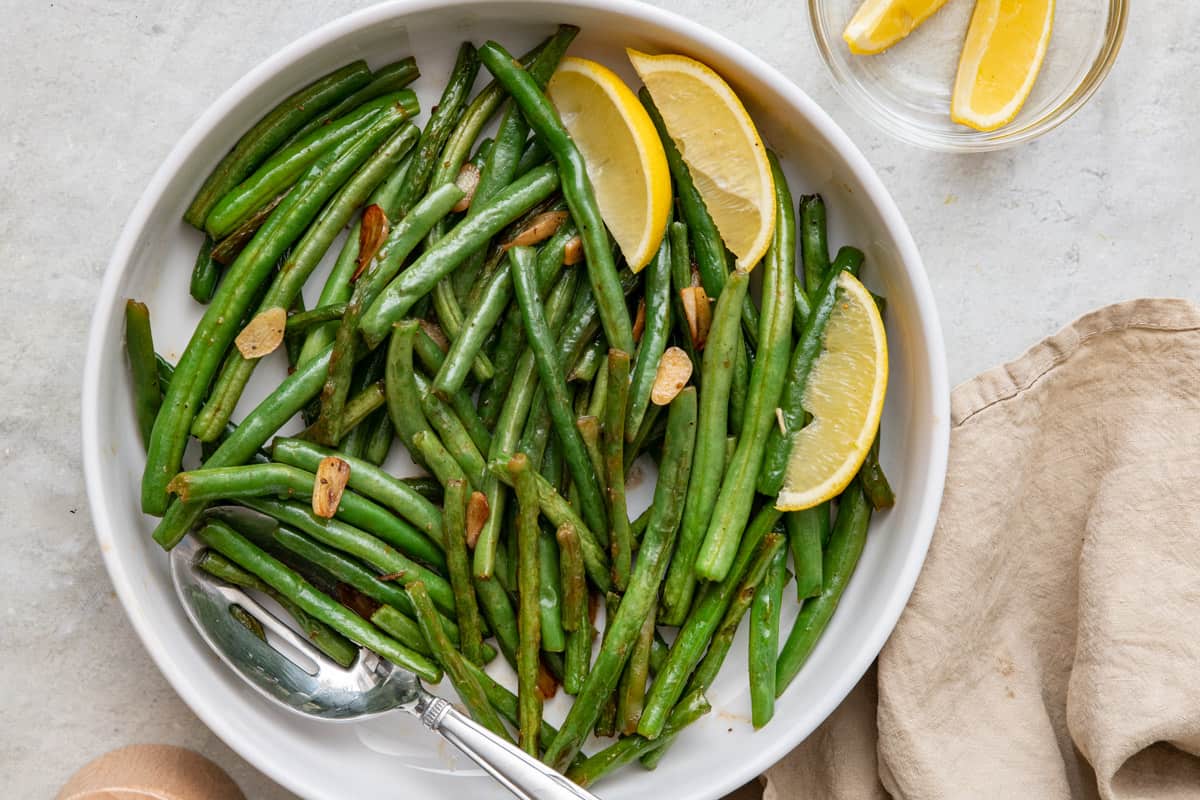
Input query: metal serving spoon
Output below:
<box><xmin>169</xmin><ymin>506</ymin><xmax>598</xmax><ymax>800</ymax></box>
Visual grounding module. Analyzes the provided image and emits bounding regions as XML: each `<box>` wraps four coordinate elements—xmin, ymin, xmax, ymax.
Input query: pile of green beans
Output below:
<box><xmin>125</xmin><ymin>29</ymin><xmax>893</xmax><ymax>788</ymax></box>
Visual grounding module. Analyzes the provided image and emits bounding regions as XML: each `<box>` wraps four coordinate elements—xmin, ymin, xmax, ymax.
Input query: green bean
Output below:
<box><xmin>693</xmin><ymin>152</ymin><xmax>794</xmax><ymax>582</ymax></box>
<box><xmin>290</xmin><ymin>303</ymin><xmax>343</xmax><ymax>340</ymax></box>
<box><xmin>791</xmin><ymin>273</ymin><xmax>813</xmax><ymax>338</ymax></box>
<box><xmin>543</xmin><ymin>429</ymin><xmax>566</xmax><ymax>495</ymax></box>
<box><xmin>460</xmin><ymin>660</ymin><xmax>568</xmax><ymax>763</ymax></box>
<box><xmin>393</xmin><ymin>480</ymin><xmax>438</xmax><ymax>507</ymax></box>
<box><xmin>658</xmin><ymin>268</ymin><xmax>750</xmax><ymax>626</ymax></box>
<box><xmin>569</xmin><ymin>336</ymin><xmax>605</xmax><ymax>383</ymax></box>
<box><xmin>862</xmin><ymin>429</ymin><xmax>895</xmax><ymax>510</ymax></box>
<box><xmin>265</xmin><ymin>517</ymin><xmax>466</xmax><ymax>647</ymax></box>
<box><xmin>474</xmin><ymin>571</ymin><xmax>519</xmax><ymax>670</ymax></box>
<box><xmin>390</xmin><ymin>43</ymin><xmax>479</xmax><ymax>219</ymax></box>
<box><xmin>283</xmin><ymin>294</ymin><xmax>306</xmax><ymax>371</ymax></box>
<box><xmin>444</xmin><ymin>480</ymin><xmax>486</xmax><ymax>664</ymax></box>
<box><xmin>538</xmin><ymin>529</ymin><xmax>567</xmax><ymax>653</ymax></box>
<box><xmin>189</xmin><ymin>236</ymin><xmax>221</xmax><ymax>303</ymax></box>
<box><xmin>124</xmin><ymin>300</ymin><xmax>160</xmax><ymax>445</ymax></box>
<box><xmin>478</xmin><ymin>41</ymin><xmax>634</xmax><ymax>355</ymax></box>
<box><xmin>143</xmin><ymin>113</ymin><xmax>411</xmax><ymax>512</ymax></box>
<box><xmin>750</xmin><ymin>544</ymin><xmax>788</xmax><ymax>728</ymax></box>
<box><xmin>544</xmin><ymin>388</ymin><xmax>697</xmax><ymax>769</ymax></box>
<box><xmin>312</xmin><ymin>182</ymin><xmax>464</xmax><ymax>445</ymax></box>
<box><xmin>517</xmin><ymin>389</ymin><xmax>553</xmax><ymax>467</ymax></box>
<box><xmin>416</xmin><ymin>385</ymin><xmax>487</xmax><ymax>489</ymax></box>
<box><xmin>510</xmin><ymin>246</ymin><xmax>609</xmax><ymax>541</ymax></box>
<box><xmin>568</xmin><ymin>690</ymin><xmax>711</xmax><ymax>787</ymax></box>
<box><xmin>430</xmin><ymin>282</ymin><xmax>496</xmax><ymax>383</ymax></box>
<box><xmin>294</xmin><ymin>155</ymin><xmax>413</xmax><ymax>368</ymax></box>
<box><xmin>666</xmin><ymin>221</ymin><xmax>700</xmax><ymax>371</ymax></box>
<box><xmin>359</xmin><ymin>164</ymin><xmax>562</xmax><ymax>346</ymax></box>
<box><xmin>832</xmin><ymin>244</ymin><xmax>865</xmax><ymax>277</ymax></box>
<box><xmin>799</xmin><ymin>194</ymin><xmax>830</xmax><ymax>296</ymax></box>
<box><xmin>621</xmin><ymin>386</ymin><xmax>660</xmax><ymax>470</ymax></box>
<box><xmin>205</xmin><ymin>92</ymin><xmax>417</xmax><ymax>238</ymax></box>
<box><xmin>515</xmin><ymin>136</ymin><xmax>550</xmax><ymax>176</ymax></box>
<box><xmin>310</xmin><ymin>380</ymin><xmax>383</xmax><ymax>442</ymax></box>
<box><xmin>639</xmin><ymin>89</ymin><xmax>759</xmax><ymax>344</ymax></box>
<box><xmin>787</xmin><ymin>507</ymin><xmax>825</xmax><ymax>600</ymax></box>
<box><xmin>424</xmin><ymin>41</ymin><xmax>544</xmax><ymax>198</ymax></box>
<box><xmin>183</xmin><ymin>61</ymin><xmax>372</xmax><ymax>229</ymax></box>
<box><xmin>575</xmin><ymin>414</ymin><xmax>608</xmax><ymax>529</ymax></box>
<box><xmin>284</xmin><ymin>303</ymin><xmax>345</xmax><ymax>335</ymax></box>
<box><xmin>631</xmin><ymin>505</ymin><xmax>651</xmax><ymax>547</ymax></box>
<box><xmin>604</xmin><ymin>349</ymin><xmax>632</xmax><ymax>591</ymax></box>
<box><xmin>556</xmin><ymin>523</ymin><xmax>590</xmax><ymax>695</ymax></box>
<box><xmin>360</xmin><ymin>408</ymin><xmax>395</xmax><ymax>466</ymax></box>
<box><xmin>450</xmin><ymin>28</ymin><xmax>576</xmax><ymax>295</ymax></box>
<box><xmin>643</xmin><ymin>542</ymin><xmax>782</xmax><ymax>767</ymax></box>
<box><xmin>199</xmin><ymin>519</ymin><xmax>439</xmax><ymax>682</ymax></box>
<box><xmin>168</xmin><ymin>462</ymin><xmax>447</xmax><ymax>577</ymax></box>
<box><xmin>231</xmin><ymin>502</ymin><xmax>449</xmax><ymax>629</ymax></box>
<box><xmin>210</xmin><ymin>192</ymin><xmax>291</xmax><ymax>266</ymax></box>
<box><xmin>405</xmin><ymin>580</ymin><xmax>511</xmax><ymax>741</ymax></box>
<box><xmin>475</xmin><ymin>268</ymin><xmax>579</xmax><ymax>580</ymax></box>
<box><xmin>196</xmin><ymin>549</ymin><xmax>358</xmax><ymax>667</ymax></box>
<box><xmin>271</xmin><ymin>436</ymin><xmax>441</xmax><ymax>545</ymax></box>
<box><xmin>436</xmin><ymin>223</ymin><xmax>575</xmax><ymax>397</ymax></box>
<box><xmin>410</xmin><ymin>326</ymin><xmax>493</xmax><ymax>455</ymax></box>
<box><xmin>626</xmin><ymin>237</ymin><xmax>671</xmax><ymax>439</ymax></box>
<box><xmin>334</xmin><ymin>348</ymin><xmax>386</xmax><ymax>459</ymax></box>
<box><xmin>506</xmin><ymin>453</ymin><xmax>543</xmax><ymax>756</ymax></box>
<box><xmin>368</xmin><ymin>605</ymin><xmax>433</xmax><ymax>657</ymax></box>
<box><xmin>688</xmin><ymin>532</ymin><xmax>786</xmax><ymax>695</ymax></box>
<box><xmin>280</xmin><ymin>58</ymin><xmax>420</xmax><ymax>151</ymax></box>
<box><xmin>757</xmin><ymin>263</ymin><xmax>848</xmax><ymax>496</ymax></box>
<box><xmin>412</xmin><ymin>430</ymin><xmax>468</xmax><ymax>490</ymax></box>
<box><xmin>593</xmin><ymin>591</ymin><xmax>621</xmax><ymax>739</ymax></box>
<box><xmin>383</xmin><ymin>319</ymin><xmax>433</xmax><ymax>462</ymax></box>
<box><xmin>151</xmin><ymin>342</ymin><xmax>339</xmax><ymax>547</ymax></box>
<box><xmin>638</xmin><ymin>505</ymin><xmax>782</xmax><ymax>739</ymax></box>
<box><xmin>776</xmin><ymin>482</ymin><xmax>871</xmax><ymax>694</ymax></box>
<box><xmin>586</xmin><ymin>360</ymin><xmax>608</xmax><ymax>422</ymax></box>
<box><xmin>557</xmin><ymin>261</ymin><xmax>639</xmax><ymax>391</ymax></box>
<box><xmin>488</xmin><ymin>462</ymin><xmax>612</xmax><ymax>593</ymax></box>
<box><xmin>617</xmin><ymin>597</ymin><xmax>657</xmax><ymax>735</ymax></box>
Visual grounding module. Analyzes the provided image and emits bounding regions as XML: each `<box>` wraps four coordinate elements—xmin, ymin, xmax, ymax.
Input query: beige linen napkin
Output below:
<box><xmin>763</xmin><ymin>299</ymin><xmax>1200</xmax><ymax>800</ymax></box>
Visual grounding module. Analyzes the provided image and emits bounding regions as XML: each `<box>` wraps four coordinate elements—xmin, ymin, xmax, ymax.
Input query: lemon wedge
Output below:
<box><xmin>843</xmin><ymin>0</ymin><xmax>954</xmax><ymax>55</ymax></box>
<box><xmin>546</xmin><ymin>56</ymin><xmax>671</xmax><ymax>272</ymax></box>
<box><xmin>626</xmin><ymin>49</ymin><xmax>775</xmax><ymax>271</ymax></box>
<box><xmin>776</xmin><ymin>272</ymin><xmax>888</xmax><ymax>512</ymax></box>
<box><xmin>951</xmin><ymin>0</ymin><xmax>1055</xmax><ymax>131</ymax></box>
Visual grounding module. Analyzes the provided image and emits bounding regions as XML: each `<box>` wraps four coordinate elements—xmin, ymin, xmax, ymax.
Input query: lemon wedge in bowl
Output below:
<box><xmin>951</xmin><ymin>0</ymin><xmax>1055</xmax><ymax>131</ymax></box>
<box><xmin>843</xmin><ymin>0</ymin><xmax>955</xmax><ymax>55</ymax></box>
<box><xmin>626</xmin><ymin>49</ymin><xmax>775</xmax><ymax>271</ymax></box>
<box><xmin>546</xmin><ymin>56</ymin><xmax>671</xmax><ymax>272</ymax></box>
<box><xmin>776</xmin><ymin>271</ymin><xmax>888</xmax><ymax>512</ymax></box>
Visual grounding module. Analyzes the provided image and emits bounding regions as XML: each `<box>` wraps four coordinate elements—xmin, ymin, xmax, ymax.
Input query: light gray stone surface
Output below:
<box><xmin>0</xmin><ymin>1</ymin><xmax>1184</xmax><ymax>797</ymax></box>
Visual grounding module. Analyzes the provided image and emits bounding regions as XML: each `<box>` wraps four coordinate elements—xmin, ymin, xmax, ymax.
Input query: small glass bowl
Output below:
<box><xmin>809</xmin><ymin>0</ymin><xmax>1128</xmax><ymax>151</ymax></box>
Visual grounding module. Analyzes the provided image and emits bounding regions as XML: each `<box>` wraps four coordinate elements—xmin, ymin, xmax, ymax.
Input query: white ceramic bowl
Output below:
<box><xmin>82</xmin><ymin>2</ymin><xmax>949</xmax><ymax>798</ymax></box>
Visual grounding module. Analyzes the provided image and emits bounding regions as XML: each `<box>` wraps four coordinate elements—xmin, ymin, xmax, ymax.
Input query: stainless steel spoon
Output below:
<box><xmin>169</xmin><ymin>506</ymin><xmax>598</xmax><ymax>800</ymax></box>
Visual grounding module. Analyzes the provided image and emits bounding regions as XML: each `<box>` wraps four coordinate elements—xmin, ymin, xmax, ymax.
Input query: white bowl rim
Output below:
<box><xmin>81</xmin><ymin>1</ymin><xmax>950</xmax><ymax>797</ymax></box>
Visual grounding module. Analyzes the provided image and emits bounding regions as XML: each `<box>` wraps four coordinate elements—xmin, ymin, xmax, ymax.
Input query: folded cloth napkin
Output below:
<box><xmin>763</xmin><ymin>299</ymin><xmax>1200</xmax><ymax>800</ymax></box>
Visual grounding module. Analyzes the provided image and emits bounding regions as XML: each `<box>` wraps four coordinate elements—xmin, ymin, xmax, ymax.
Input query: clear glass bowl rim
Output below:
<box><xmin>808</xmin><ymin>0</ymin><xmax>1130</xmax><ymax>152</ymax></box>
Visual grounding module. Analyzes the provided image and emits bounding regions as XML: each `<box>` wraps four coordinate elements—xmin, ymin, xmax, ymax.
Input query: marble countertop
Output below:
<box><xmin>0</xmin><ymin>1</ymin><xmax>1188</xmax><ymax>796</ymax></box>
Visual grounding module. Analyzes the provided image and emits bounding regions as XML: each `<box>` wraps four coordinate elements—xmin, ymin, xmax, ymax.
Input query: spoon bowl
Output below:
<box><xmin>168</xmin><ymin>507</ymin><xmax>598</xmax><ymax>799</ymax></box>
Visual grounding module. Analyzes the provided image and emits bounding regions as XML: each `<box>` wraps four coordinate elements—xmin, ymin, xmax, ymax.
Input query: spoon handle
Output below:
<box><xmin>416</xmin><ymin>695</ymin><xmax>600</xmax><ymax>800</ymax></box>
